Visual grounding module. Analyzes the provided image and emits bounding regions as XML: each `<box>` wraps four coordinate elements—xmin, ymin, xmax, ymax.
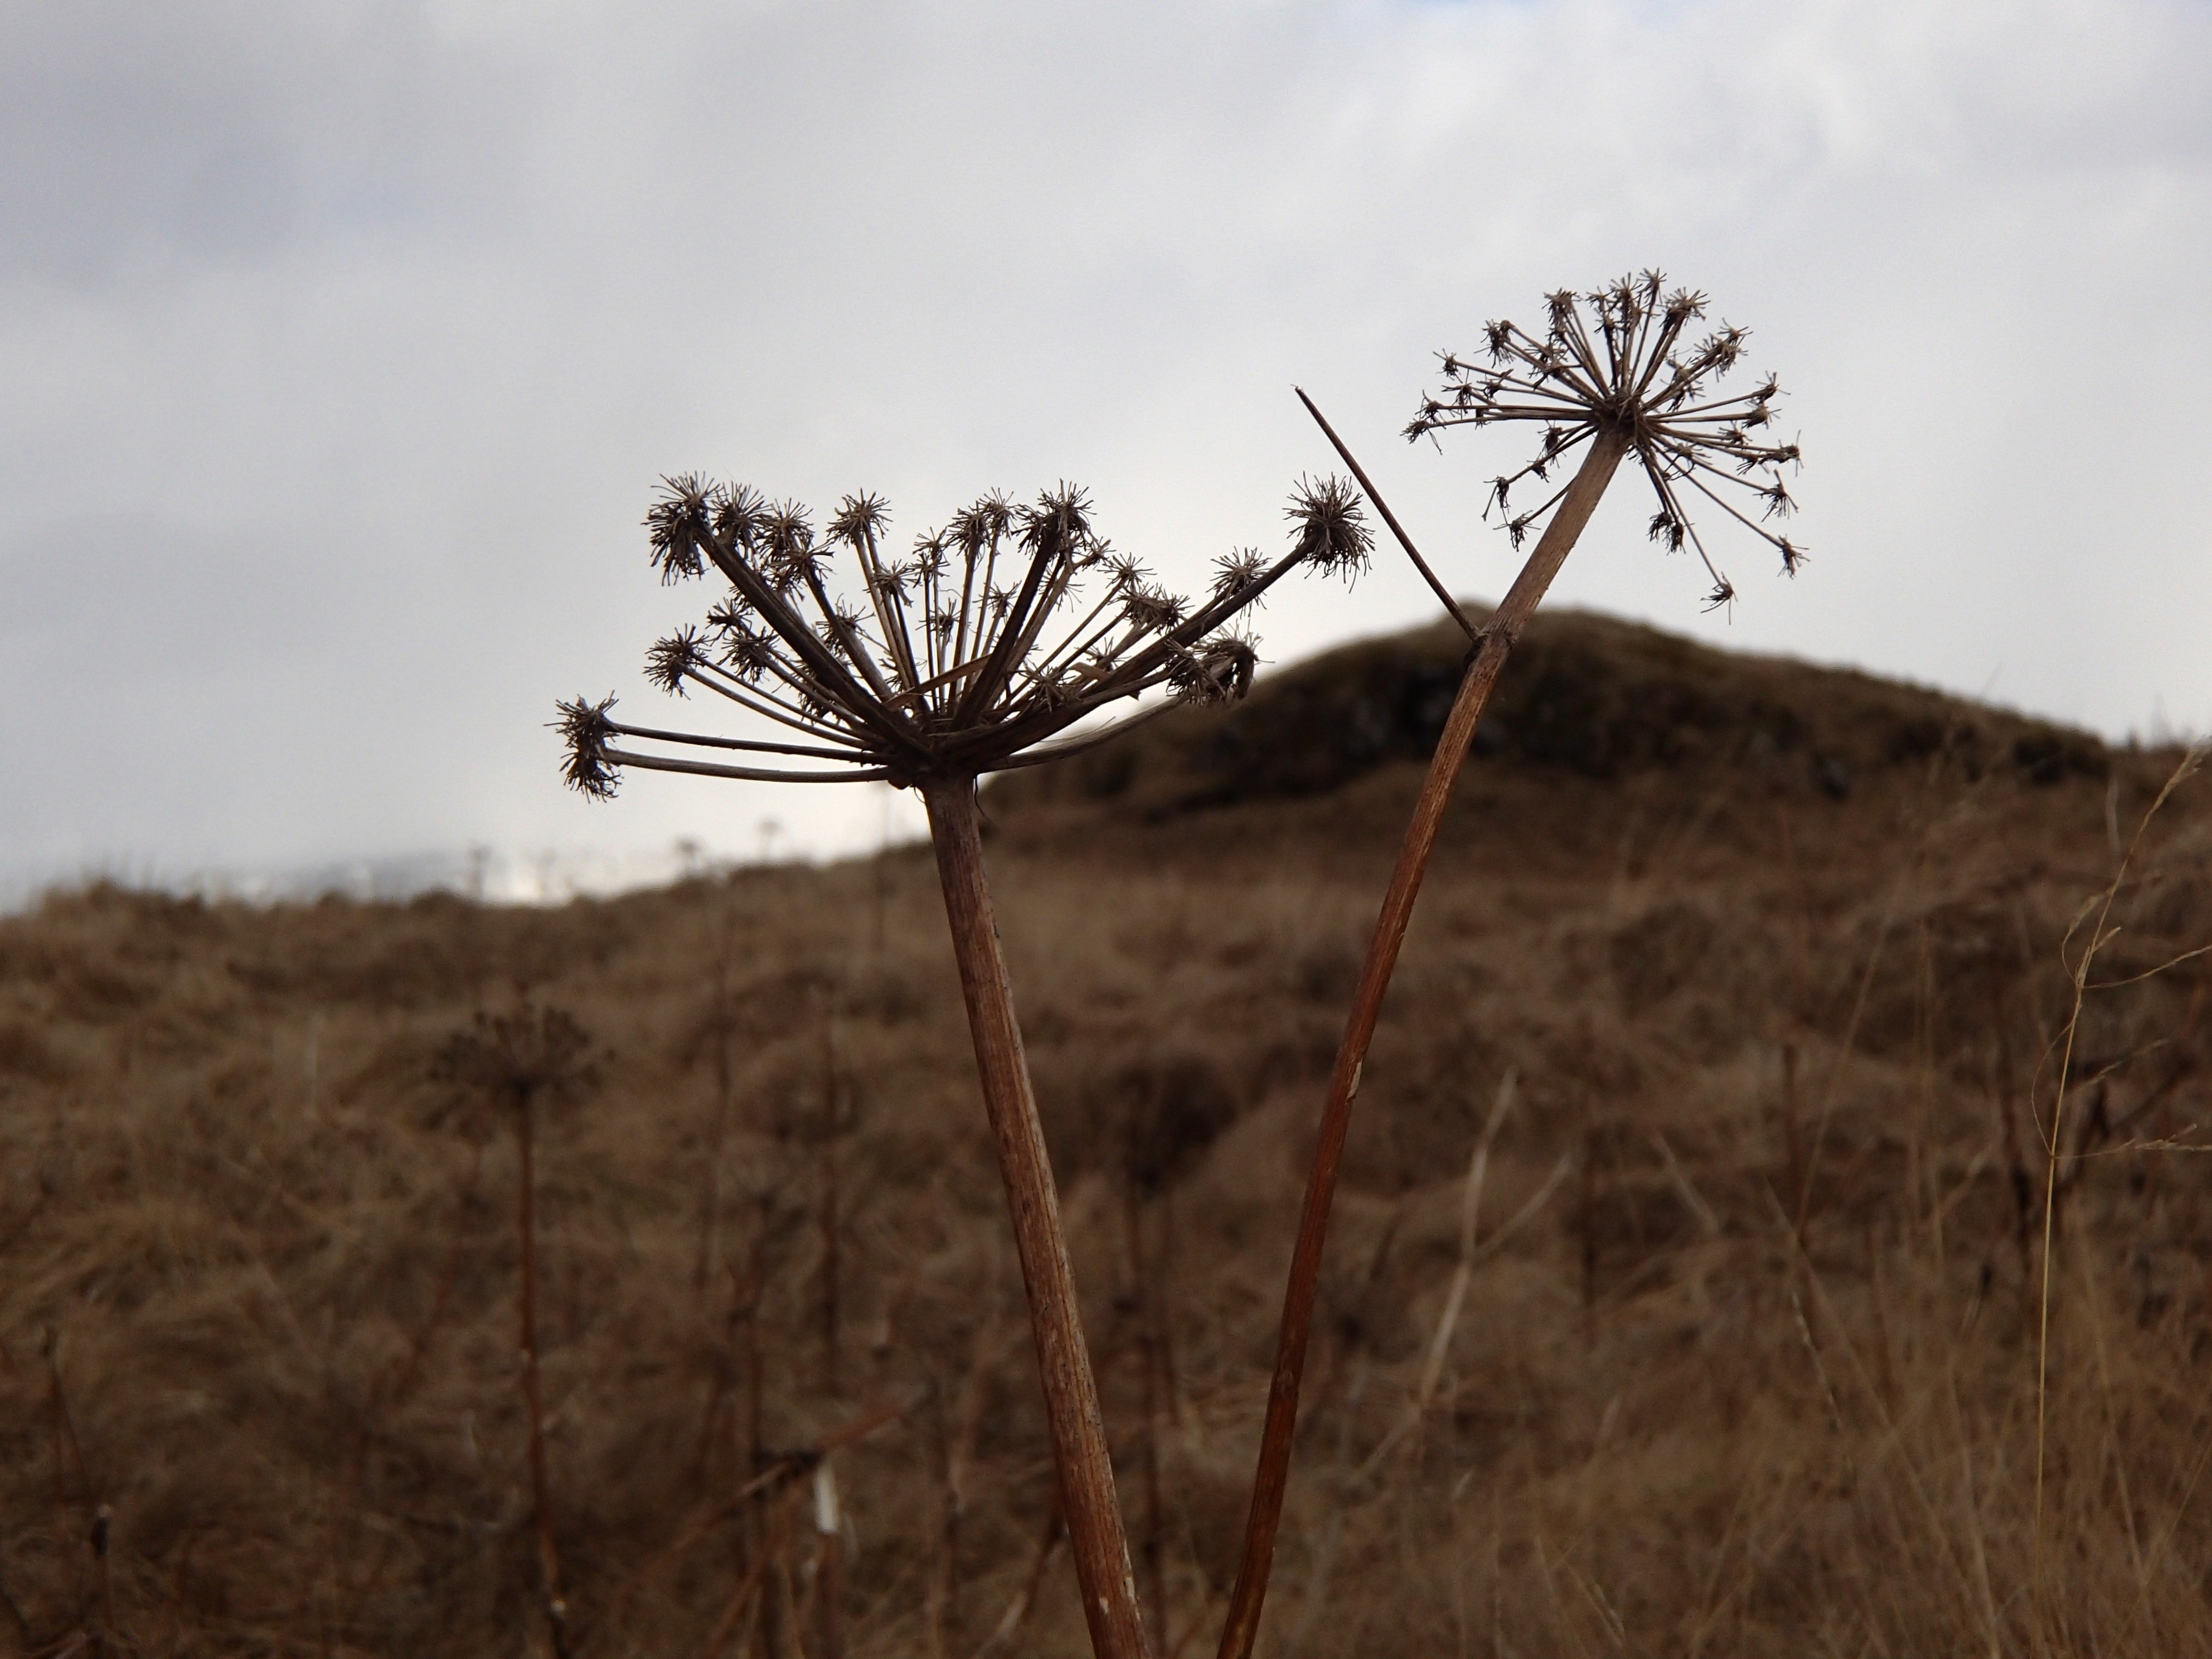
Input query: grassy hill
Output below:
<box><xmin>2</xmin><ymin>610</ymin><xmax>2206</xmax><ymax>1657</ymax></box>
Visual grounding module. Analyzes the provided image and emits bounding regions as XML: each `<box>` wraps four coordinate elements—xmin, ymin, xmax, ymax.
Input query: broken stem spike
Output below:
<box><xmin>1295</xmin><ymin>387</ymin><xmax>1478</xmax><ymax>642</ymax></box>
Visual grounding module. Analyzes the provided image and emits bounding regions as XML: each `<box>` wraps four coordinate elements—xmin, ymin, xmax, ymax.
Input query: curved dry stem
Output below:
<box><xmin>1216</xmin><ymin>429</ymin><xmax>1630</xmax><ymax>1659</ymax></box>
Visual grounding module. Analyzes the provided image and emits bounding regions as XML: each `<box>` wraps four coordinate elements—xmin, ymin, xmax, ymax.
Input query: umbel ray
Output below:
<box><xmin>559</xmin><ymin>476</ymin><xmax>1366</xmax><ymax>795</ymax></box>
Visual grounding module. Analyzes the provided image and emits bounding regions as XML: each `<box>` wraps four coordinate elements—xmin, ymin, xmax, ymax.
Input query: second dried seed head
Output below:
<box><xmin>1406</xmin><ymin>270</ymin><xmax>1805</xmax><ymax>610</ymax></box>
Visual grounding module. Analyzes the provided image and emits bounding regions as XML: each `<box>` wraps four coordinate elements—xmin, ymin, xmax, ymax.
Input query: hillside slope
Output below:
<box><xmin>993</xmin><ymin>604</ymin><xmax>2105</xmax><ymax>818</ymax></box>
<box><xmin>2</xmin><ymin>613</ymin><xmax>2207</xmax><ymax>1658</ymax></box>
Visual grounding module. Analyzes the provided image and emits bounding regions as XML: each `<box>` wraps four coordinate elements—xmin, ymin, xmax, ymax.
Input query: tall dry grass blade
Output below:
<box><xmin>1349</xmin><ymin>1149</ymin><xmax>1571</xmax><ymax>1485</ymax></box>
<box><xmin>594</xmin><ymin>1396</ymin><xmax>911</xmax><ymax>1642</ymax></box>
<box><xmin>1415</xmin><ymin>1069</ymin><xmax>1517</xmax><ymax>1410</ymax></box>
<box><xmin>820</xmin><ymin>992</ymin><xmax>843</xmax><ymax>1399</ymax></box>
<box><xmin>1648</xmin><ymin>1127</ymin><xmax>1721</xmax><ymax>1240</ymax></box>
<box><xmin>2074</xmin><ymin>1244</ymin><xmax>2148</xmax><ymax>1594</ymax></box>
<box><xmin>975</xmin><ymin>1499</ymin><xmax>1065</xmax><ymax>1659</ymax></box>
<box><xmin>700</xmin><ymin>1482</ymin><xmax>800</xmax><ymax>1659</ymax></box>
<box><xmin>2033</xmin><ymin>739</ymin><xmax>2208</xmax><ymax>1623</ymax></box>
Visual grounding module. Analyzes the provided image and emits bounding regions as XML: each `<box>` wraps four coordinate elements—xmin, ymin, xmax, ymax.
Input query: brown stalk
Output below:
<box><xmin>693</xmin><ymin>914</ymin><xmax>739</xmax><ymax>1297</ymax></box>
<box><xmin>1216</xmin><ymin>427</ymin><xmax>1629</xmax><ymax>1659</ymax></box>
<box><xmin>515</xmin><ymin>1079</ymin><xmax>574</xmax><ymax>1659</ymax></box>
<box><xmin>820</xmin><ymin>993</ymin><xmax>843</xmax><ymax>1399</ymax></box>
<box><xmin>923</xmin><ymin>773</ymin><xmax>1153</xmax><ymax>1659</ymax></box>
<box><xmin>1155</xmin><ymin>1190</ymin><xmax>1184</xmax><ymax>1426</ymax></box>
<box><xmin>746</xmin><ymin>1194</ymin><xmax>771</xmax><ymax>1483</ymax></box>
<box><xmin>432</xmin><ymin>1011</ymin><xmax>591</xmax><ymax>1659</ymax></box>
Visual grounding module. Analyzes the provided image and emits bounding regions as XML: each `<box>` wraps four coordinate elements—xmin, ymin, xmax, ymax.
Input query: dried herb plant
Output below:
<box><xmin>560</xmin><ymin>476</ymin><xmax>1369</xmax><ymax>1659</ymax></box>
<box><xmin>1219</xmin><ymin>273</ymin><xmax>1807</xmax><ymax>1658</ymax></box>
<box><xmin>433</xmin><ymin>1006</ymin><xmax>596</xmax><ymax>1659</ymax></box>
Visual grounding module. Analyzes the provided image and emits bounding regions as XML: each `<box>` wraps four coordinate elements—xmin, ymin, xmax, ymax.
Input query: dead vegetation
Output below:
<box><xmin>2</xmin><ymin>608</ymin><xmax>2208</xmax><ymax>1657</ymax></box>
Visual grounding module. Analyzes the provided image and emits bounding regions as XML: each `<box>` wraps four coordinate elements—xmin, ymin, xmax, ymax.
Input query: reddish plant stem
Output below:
<box><xmin>693</xmin><ymin>926</ymin><xmax>736</xmax><ymax>1297</ymax></box>
<box><xmin>1216</xmin><ymin>428</ymin><xmax>1630</xmax><ymax>1659</ymax></box>
<box><xmin>821</xmin><ymin>1001</ymin><xmax>843</xmax><ymax>1398</ymax></box>
<box><xmin>923</xmin><ymin>775</ymin><xmax>1153</xmax><ymax>1659</ymax></box>
<box><xmin>515</xmin><ymin>1087</ymin><xmax>573</xmax><ymax>1659</ymax></box>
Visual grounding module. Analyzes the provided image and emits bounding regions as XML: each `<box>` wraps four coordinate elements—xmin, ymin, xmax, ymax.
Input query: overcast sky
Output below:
<box><xmin>6</xmin><ymin>0</ymin><xmax>2209</xmax><ymax>899</ymax></box>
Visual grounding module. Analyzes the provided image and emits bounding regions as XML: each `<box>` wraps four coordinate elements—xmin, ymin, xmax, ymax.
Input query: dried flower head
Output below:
<box><xmin>1407</xmin><ymin>270</ymin><xmax>1805</xmax><ymax>604</ymax></box>
<box><xmin>1286</xmin><ymin>474</ymin><xmax>1373</xmax><ymax>581</ymax></box>
<box><xmin>553</xmin><ymin>694</ymin><xmax>619</xmax><ymax>800</ymax></box>
<box><xmin>560</xmin><ymin>478</ymin><xmax>1367</xmax><ymax>795</ymax></box>
<box><xmin>431</xmin><ymin>1005</ymin><xmax>597</xmax><ymax>1139</ymax></box>
<box><xmin>434</xmin><ymin>1006</ymin><xmax>595</xmax><ymax>1101</ymax></box>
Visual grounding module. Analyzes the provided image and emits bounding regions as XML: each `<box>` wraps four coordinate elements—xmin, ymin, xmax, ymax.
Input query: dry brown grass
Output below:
<box><xmin>3</xmin><ymin>609</ymin><xmax>2208</xmax><ymax>1657</ymax></box>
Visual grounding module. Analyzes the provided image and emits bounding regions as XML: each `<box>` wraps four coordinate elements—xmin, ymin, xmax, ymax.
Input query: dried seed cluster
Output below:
<box><xmin>559</xmin><ymin>477</ymin><xmax>1370</xmax><ymax>797</ymax></box>
<box><xmin>1408</xmin><ymin>270</ymin><xmax>1805</xmax><ymax>610</ymax></box>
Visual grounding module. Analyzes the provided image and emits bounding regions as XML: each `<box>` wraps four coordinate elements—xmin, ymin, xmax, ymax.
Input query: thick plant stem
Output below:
<box><xmin>922</xmin><ymin>774</ymin><xmax>1153</xmax><ymax>1659</ymax></box>
<box><xmin>1217</xmin><ymin>428</ymin><xmax>1631</xmax><ymax>1659</ymax></box>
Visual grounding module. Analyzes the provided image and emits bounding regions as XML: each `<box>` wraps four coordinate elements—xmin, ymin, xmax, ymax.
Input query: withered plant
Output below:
<box><xmin>559</xmin><ymin>476</ymin><xmax>1370</xmax><ymax>1659</ymax></box>
<box><xmin>433</xmin><ymin>1005</ymin><xmax>595</xmax><ymax>1659</ymax></box>
<box><xmin>1219</xmin><ymin>273</ymin><xmax>1808</xmax><ymax>1658</ymax></box>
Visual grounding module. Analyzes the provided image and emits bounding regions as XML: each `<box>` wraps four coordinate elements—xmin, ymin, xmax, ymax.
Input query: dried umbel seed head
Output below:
<box><xmin>431</xmin><ymin>1006</ymin><xmax>597</xmax><ymax>1137</ymax></box>
<box><xmin>1287</xmin><ymin>474</ymin><xmax>1374</xmax><ymax>581</ymax></box>
<box><xmin>559</xmin><ymin>477</ymin><xmax>1367</xmax><ymax>797</ymax></box>
<box><xmin>554</xmin><ymin>694</ymin><xmax>619</xmax><ymax>801</ymax></box>
<box><xmin>1166</xmin><ymin>632</ymin><xmax>1260</xmax><ymax>707</ymax></box>
<box><xmin>1408</xmin><ymin>270</ymin><xmax>1804</xmax><ymax>609</ymax></box>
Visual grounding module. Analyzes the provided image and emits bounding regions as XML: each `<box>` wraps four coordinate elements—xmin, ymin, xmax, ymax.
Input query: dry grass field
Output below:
<box><xmin>3</xmin><ymin>609</ymin><xmax>2208</xmax><ymax>1658</ymax></box>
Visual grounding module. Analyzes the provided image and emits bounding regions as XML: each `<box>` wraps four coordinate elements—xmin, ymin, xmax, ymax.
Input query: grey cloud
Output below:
<box><xmin>0</xmin><ymin>1</ymin><xmax>522</xmax><ymax>282</ymax></box>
